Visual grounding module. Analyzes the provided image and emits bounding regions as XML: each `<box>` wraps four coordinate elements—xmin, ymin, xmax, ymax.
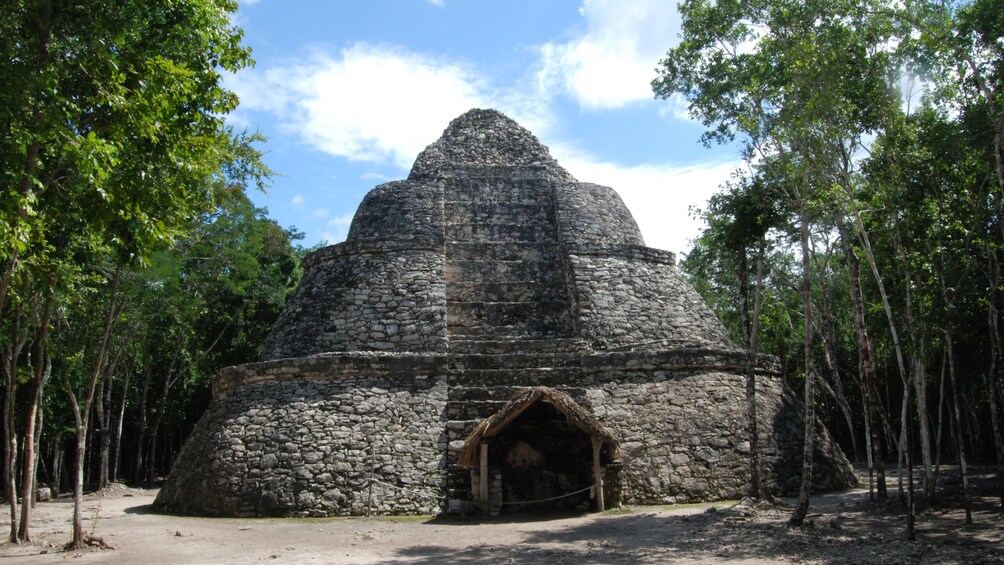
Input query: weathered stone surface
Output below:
<box><xmin>157</xmin><ymin>108</ymin><xmax>855</xmax><ymax>518</ymax></box>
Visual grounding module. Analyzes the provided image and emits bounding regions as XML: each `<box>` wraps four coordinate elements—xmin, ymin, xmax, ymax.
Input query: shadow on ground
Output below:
<box><xmin>379</xmin><ymin>474</ymin><xmax>1003</xmax><ymax>565</ymax></box>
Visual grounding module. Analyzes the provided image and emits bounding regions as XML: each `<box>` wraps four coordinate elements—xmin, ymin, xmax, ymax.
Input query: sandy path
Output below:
<box><xmin>1</xmin><ymin>480</ymin><xmax>1001</xmax><ymax>564</ymax></box>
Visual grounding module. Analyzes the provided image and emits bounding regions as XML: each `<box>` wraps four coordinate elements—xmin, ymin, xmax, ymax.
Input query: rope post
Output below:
<box><xmin>592</xmin><ymin>437</ymin><xmax>605</xmax><ymax>512</ymax></box>
<box><xmin>479</xmin><ymin>442</ymin><xmax>489</xmax><ymax>511</ymax></box>
<box><xmin>366</xmin><ymin>444</ymin><xmax>375</xmax><ymax>517</ymax></box>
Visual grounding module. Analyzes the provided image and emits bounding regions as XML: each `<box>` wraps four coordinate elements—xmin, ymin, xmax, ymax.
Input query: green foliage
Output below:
<box><xmin>661</xmin><ymin>0</ymin><xmax>1004</xmax><ymax>471</ymax></box>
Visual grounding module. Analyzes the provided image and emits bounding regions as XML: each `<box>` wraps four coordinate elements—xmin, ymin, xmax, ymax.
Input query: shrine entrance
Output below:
<box><xmin>458</xmin><ymin>387</ymin><xmax>620</xmax><ymax>514</ymax></box>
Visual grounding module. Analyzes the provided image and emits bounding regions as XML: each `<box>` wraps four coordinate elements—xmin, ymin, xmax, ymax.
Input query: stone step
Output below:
<box><xmin>443</xmin><ymin>201</ymin><xmax>554</xmax><ymax>225</ymax></box>
<box><xmin>445</xmin><ymin>399</ymin><xmax>508</xmax><ymax>420</ymax></box>
<box><xmin>448</xmin><ymin>351</ymin><xmax>582</xmax><ymax>370</ymax></box>
<box><xmin>448</xmin><ymin>367</ymin><xmax>582</xmax><ymax>387</ymax></box>
<box><xmin>447</xmin><ymin>325</ymin><xmax>568</xmax><ymax>339</ymax></box>
<box><xmin>444</xmin><ymin>222</ymin><xmax>556</xmax><ymax>243</ymax></box>
<box><xmin>446</xmin><ymin>260</ymin><xmax>562</xmax><ymax>284</ymax></box>
<box><xmin>445</xmin><ymin>419</ymin><xmax>480</xmax><ymax>440</ymax></box>
<box><xmin>446</xmin><ymin>300</ymin><xmax>568</xmax><ymax>329</ymax></box>
<box><xmin>446</xmin><ymin>281</ymin><xmax>555</xmax><ymax>303</ymax></box>
<box><xmin>445</xmin><ymin>241</ymin><xmax>559</xmax><ymax>263</ymax></box>
<box><xmin>448</xmin><ymin>337</ymin><xmax>587</xmax><ymax>355</ymax></box>
<box><xmin>444</xmin><ymin>182</ymin><xmax>552</xmax><ymax>205</ymax></box>
<box><xmin>443</xmin><ymin>384</ymin><xmax>590</xmax><ymax>419</ymax></box>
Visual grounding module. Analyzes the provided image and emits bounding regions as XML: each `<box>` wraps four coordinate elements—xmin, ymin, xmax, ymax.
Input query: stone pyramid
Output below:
<box><xmin>156</xmin><ymin>109</ymin><xmax>855</xmax><ymax>517</ymax></box>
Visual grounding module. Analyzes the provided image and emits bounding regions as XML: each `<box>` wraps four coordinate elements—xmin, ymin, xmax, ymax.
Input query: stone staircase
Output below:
<box><xmin>442</xmin><ymin>176</ymin><xmax>582</xmax><ymax>505</ymax></box>
<box><xmin>443</xmin><ymin>177</ymin><xmax>572</xmax><ymax>341</ymax></box>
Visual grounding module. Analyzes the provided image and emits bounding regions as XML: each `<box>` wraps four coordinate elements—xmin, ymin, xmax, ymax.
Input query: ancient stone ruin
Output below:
<box><xmin>155</xmin><ymin>109</ymin><xmax>855</xmax><ymax>517</ymax></box>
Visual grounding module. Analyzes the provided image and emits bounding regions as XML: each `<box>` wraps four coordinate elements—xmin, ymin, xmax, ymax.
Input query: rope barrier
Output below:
<box><xmin>502</xmin><ymin>483</ymin><xmax>598</xmax><ymax>505</ymax></box>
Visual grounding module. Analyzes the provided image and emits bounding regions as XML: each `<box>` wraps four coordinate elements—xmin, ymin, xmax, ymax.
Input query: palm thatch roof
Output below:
<box><xmin>456</xmin><ymin>387</ymin><xmax>620</xmax><ymax>468</ymax></box>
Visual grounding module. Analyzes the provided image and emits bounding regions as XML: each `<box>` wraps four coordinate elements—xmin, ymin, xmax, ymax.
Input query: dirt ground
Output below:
<box><xmin>1</xmin><ymin>470</ymin><xmax>1001</xmax><ymax>564</ymax></box>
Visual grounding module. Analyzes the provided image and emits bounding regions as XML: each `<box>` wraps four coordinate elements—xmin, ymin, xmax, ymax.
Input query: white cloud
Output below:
<box><xmin>311</xmin><ymin>208</ymin><xmax>329</xmax><ymax>218</ymax></box>
<box><xmin>290</xmin><ymin>195</ymin><xmax>305</xmax><ymax>206</ymax></box>
<box><xmin>537</xmin><ymin>0</ymin><xmax>681</xmax><ymax>110</ymax></box>
<box><xmin>322</xmin><ymin>213</ymin><xmax>355</xmax><ymax>244</ymax></box>
<box><xmin>552</xmin><ymin>145</ymin><xmax>737</xmax><ymax>256</ymax></box>
<box><xmin>360</xmin><ymin>172</ymin><xmax>394</xmax><ymax>182</ymax></box>
<box><xmin>228</xmin><ymin>43</ymin><xmax>549</xmax><ymax>170</ymax></box>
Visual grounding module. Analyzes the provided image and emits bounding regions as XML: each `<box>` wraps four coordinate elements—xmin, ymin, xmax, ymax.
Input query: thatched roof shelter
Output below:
<box><xmin>457</xmin><ymin>387</ymin><xmax>620</xmax><ymax>468</ymax></box>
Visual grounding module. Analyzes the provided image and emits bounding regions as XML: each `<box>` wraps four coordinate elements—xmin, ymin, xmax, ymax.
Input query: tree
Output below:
<box><xmin>0</xmin><ymin>0</ymin><xmax>269</xmax><ymax>547</ymax></box>
<box><xmin>655</xmin><ymin>0</ymin><xmax>901</xmax><ymax>527</ymax></box>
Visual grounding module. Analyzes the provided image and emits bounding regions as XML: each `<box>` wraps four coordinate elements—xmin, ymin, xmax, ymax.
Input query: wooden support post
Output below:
<box><xmin>592</xmin><ymin>437</ymin><xmax>605</xmax><ymax>512</ymax></box>
<box><xmin>479</xmin><ymin>443</ymin><xmax>489</xmax><ymax>506</ymax></box>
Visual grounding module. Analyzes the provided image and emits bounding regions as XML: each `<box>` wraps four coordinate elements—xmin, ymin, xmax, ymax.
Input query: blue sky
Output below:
<box><xmin>228</xmin><ymin>0</ymin><xmax>740</xmax><ymax>257</ymax></box>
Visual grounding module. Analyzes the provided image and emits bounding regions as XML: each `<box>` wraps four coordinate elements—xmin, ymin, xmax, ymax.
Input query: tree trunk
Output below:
<box><xmin>985</xmin><ymin>371</ymin><xmax>1004</xmax><ymax>513</ymax></box>
<box><xmin>904</xmin><ymin>389</ymin><xmax>916</xmax><ymax>541</ymax></box>
<box><xmin>789</xmin><ymin>209</ymin><xmax>816</xmax><ymax>527</ymax></box>
<box><xmin>147</xmin><ymin>343</ymin><xmax>183</xmax><ymax>487</ymax></box>
<box><xmin>52</xmin><ymin>442</ymin><xmax>62</xmax><ymax>499</ymax></box>
<box><xmin>819</xmin><ymin>274</ymin><xmax>861</xmax><ymax>462</ymax></box>
<box><xmin>133</xmin><ymin>363</ymin><xmax>152</xmax><ymax>482</ymax></box>
<box><xmin>912</xmin><ymin>351</ymin><xmax>935</xmax><ymax>503</ymax></box>
<box><xmin>64</xmin><ymin>385</ymin><xmax>91</xmax><ymax>551</ymax></box>
<box><xmin>2</xmin><ymin>312</ymin><xmax>29</xmax><ymax>543</ymax></box>
<box><xmin>747</xmin><ymin>238</ymin><xmax>767</xmax><ymax>499</ymax></box>
<box><xmin>945</xmin><ymin>336</ymin><xmax>972</xmax><ymax>524</ymax></box>
<box><xmin>18</xmin><ymin>296</ymin><xmax>53</xmax><ymax>541</ymax></box>
<box><xmin>839</xmin><ymin>223</ymin><xmax>887</xmax><ymax>499</ymax></box>
<box><xmin>66</xmin><ymin>266</ymin><xmax>122</xmax><ymax>549</ymax></box>
<box><xmin>95</xmin><ymin>335</ymin><xmax>125</xmax><ymax>490</ymax></box>
<box><xmin>986</xmin><ymin>252</ymin><xmax>1004</xmax><ymax>513</ymax></box>
<box><xmin>111</xmin><ymin>357</ymin><xmax>133</xmax><ymax>483</ymax></box>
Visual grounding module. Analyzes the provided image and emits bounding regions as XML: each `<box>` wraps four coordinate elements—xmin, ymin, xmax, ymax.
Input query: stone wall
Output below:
<box><xmin>582</xmin><ymin>362</ymin><xmax>855</xmax><ymax>503</ymax></box>
<box><xmin>554</xmin><ymin>182</ymin><xmax>645</xmax><ymax>246</ymax></box>
<box><xmin>263</xmin><ymin>240</ymin><xmax>447</xmax><ymax>359</ymax></box>
<box><xmin>347</xmin><ymin>181</ymin><xmax>444</xmax><ymax>241</ymax></box>
<box><xmin>155</xmin><ymin>353</ymin><xmax>449</xmax><ymax>517</ymax></box>
<box><xmin>563</xmin><ymin>246</ymin><xmax>733</xmax><ymax>349</ymax></box>
<box><xmin>159</xmin><ymin>347</ymin><xmax>854</xmax><ymax>517</ymax></box>
<box><xmin>438</xmin><ymin>348</ymin><xmax>855</xmax><ymax>510</ymax></box>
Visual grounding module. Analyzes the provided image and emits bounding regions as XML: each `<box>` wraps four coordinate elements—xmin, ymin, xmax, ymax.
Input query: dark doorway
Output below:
<box><xmin>488</xmin><ymin>401</ymin><xmax>595</xmax><ymax>512</ymax></box>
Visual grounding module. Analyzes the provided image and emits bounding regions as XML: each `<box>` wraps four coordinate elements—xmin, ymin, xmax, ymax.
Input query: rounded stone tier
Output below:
<box><xmin>263</xmin><ymin>109</ymin><xmax>734</xmax><ymax>360</ymax></box>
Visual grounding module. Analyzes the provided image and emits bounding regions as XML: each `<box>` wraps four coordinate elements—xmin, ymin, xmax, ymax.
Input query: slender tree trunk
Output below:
<box><xmin>52</xmin><ymin>442</ymin><xmax>62</xmax><ymax>499</ymax></box>
<box><xmin>985</xmin><ymin>370</ymin><xmax>1004</xmax><ymax>513</ymax></box>
<box><xmin>65</xmin><ymin>386</ymin><xmax>87</xmax><ymax>549</ymax></box>
<box><xmin>789</xmin><ymin>209</ymin><xmax>816</xmax><ymax>527</ymax></box>
<box><xmin>912</xmin><ymin>350</ymin><xmax>934</xmax><ymax>504</ymax></box>
<box><xmin>740</xmin><ymin>243</ymin><xmax>765</xmax><ymax>498</ymax></box>
<box><xmin>30</xmin><ymin>399</ymin><xmax>43</xmax><ymax>508</ymax></box>
<box><xmin>934</xmin><ymin>351</ymin><xmax>946</xmax><ymax>477</ymax></box>
<box><xmin>133</xmin><ymin>364</ymin><xmax>151</xmax><ymax>483</ymax></box>
<box><xmin>945</xmin><ymin>336</ymin><xmax>972</xmax><ymax>523</ymax></box>
<box><xmin>111</xmin><ymin>357</ymin><xmax>133</xmax><ymax>483</ymax></box>
<box><xmin>95</xmin><ymin>335</ymin><xmax>125</xmax><ymax>490</ymax></box>
<box><xmin>67</xmin><ymin>266</ymin><xmax>122</xmax><ymax>549</ymax></box>
<box><xmin>850</xmin><ymin>207</ymin><xmax>913</xmax><ymax>533</ymax></box>
<box><xmin>18</xmin><ymin>296</ymin><xmax>53</xmax><ymax>541</ymax></box>
<box><xmin>839</xmin><ymin>224</ymin><xmax>887</xmax><ymax>498</ymax></box>
<box><xmin>819</xmin><ymin>277</ymin><xmax>861</xmax><ymax>462</ymax></box>
<box><xmin>748</xmin><ymin>238</ymin><xmax>767</xmax><ymax>498</ymax></box>
<box><xmin>905</xmin><ymin>388</ymin><xmax>916</xmax><ymax>541</ymax></box>
<box><xmin>895</xmin><ymin>223</ymin><xmax>934</xmax><ymax>504</ymax></box>
<box><xmin>147</xmin><ymin>343</ymin><xmax>183</xmax><ymax>487</ymax></box>
<box><xmin>987</xmin><ymin>252</ymin><xmax>1004</xmax><ymax>513</ymax></box>
<box><xmin>2</xmin><ymin>313</ymin><xmax>29</xmax><ymax>543</ymax></box>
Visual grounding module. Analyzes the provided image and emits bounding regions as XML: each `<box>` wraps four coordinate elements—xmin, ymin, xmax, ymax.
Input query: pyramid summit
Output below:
<box><xmin>408</xmin><ymin>108</ymin><xmax>573</xmax><ymax>182</ymax></box>
<box><xmin>156</xmin><ymin>109</ymin><xmax>854</xmax><ymax>517</ymax></box>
